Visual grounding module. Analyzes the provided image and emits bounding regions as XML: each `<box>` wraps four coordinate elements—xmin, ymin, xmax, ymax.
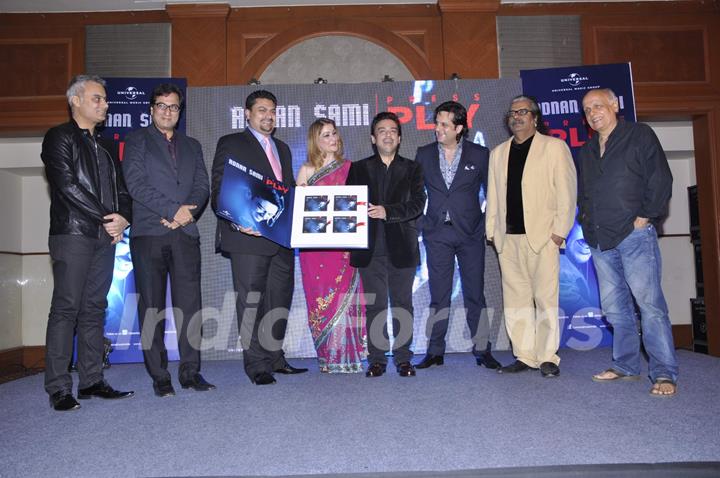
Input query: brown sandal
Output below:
<box><xmin>650</xmin><ymin>378</ymin><xmax>677</xmax><ymax>397</ymax></box>
<box><xmin>592</xmin><ymin>368</ymin><xmax>641</xmax><ymax>382</ymax></box>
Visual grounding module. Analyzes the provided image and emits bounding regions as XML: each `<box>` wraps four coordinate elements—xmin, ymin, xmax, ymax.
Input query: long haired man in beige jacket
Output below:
<box><xmin>486</xmin><ymin>95</ymin><xmax>577</xmax><ymax>378</ymax></box>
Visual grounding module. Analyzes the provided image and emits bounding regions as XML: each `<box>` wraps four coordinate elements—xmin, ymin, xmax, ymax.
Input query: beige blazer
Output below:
<box><xmin>486</xmin><ymin>132</ymin><xmax>577</xmax><ymax>254</ymax></box>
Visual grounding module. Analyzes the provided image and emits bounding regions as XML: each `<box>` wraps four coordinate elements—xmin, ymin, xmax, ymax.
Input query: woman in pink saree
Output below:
<box><xmin>297</xmin><ymin>118</ymin><xmax>366</xmax><ymax>373</ymax></box>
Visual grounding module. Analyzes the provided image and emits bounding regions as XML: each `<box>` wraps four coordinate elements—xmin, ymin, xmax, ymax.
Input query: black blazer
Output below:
<box><xmin>211</xmin><ymin>129</ymin><xmax>295</xmax><ymax>255</ymax></box>
<box><xmin>123</xmin><ymin>126</ymin><xmax>209</xmax><ymax>238</ymax></box>
<box><xmin>346</xmin><ymin>154</ymin><xmax>425</xmax><ymax>269</ymax></box>
<box><xmin>415</xmin><ymin>140</ymin><xmax>489</xmax><ymax>242</ymax></box>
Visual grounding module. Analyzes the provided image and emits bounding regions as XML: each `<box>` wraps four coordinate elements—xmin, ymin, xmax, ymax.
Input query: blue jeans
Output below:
<box><xmin>589</xmin><ymin>224</ymin><xmax>678</xmax><ymax>383</ymax></box>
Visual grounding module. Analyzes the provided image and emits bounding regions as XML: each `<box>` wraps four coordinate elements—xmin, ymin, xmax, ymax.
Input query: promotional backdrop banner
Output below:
<box><xmin>190</xmin><ymin>79</ymin><xmax>520</xmax><ymax>361</ymax></box>
<box><xmin>103</xmin><ymin>77</ymin><xmax>187</xmax><ymax>363</ymax></box>
<box><xmin>104</xmin><ymin>76</ymin><xmax>625</xmax><ymax>365</ymax></box>
<box><xmin>520</xmin><ymin>63</ymin><xmax>636</xmax><ymax>349</ymax></box>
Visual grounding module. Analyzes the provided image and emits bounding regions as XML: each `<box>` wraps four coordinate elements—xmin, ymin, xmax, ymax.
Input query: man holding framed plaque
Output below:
<box><xmin>211</xmin><ymin>90</ymin><xmax>307</xmax><ymax>385</ymax></box>
<box><xmin>346</xmin><ymin>112</ymin><xmax>426</xmax><ymax>378</ymax></box>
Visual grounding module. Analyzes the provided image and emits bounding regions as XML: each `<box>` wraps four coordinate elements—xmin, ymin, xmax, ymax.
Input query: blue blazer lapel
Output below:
<box><xmin>425</xmin><ymin>147</ymin><xmax>447</xmax><ymax>190</ymax></box>
<box><xmin>175</xmin><ymin>135</ymin><xmax>194</xmax><ymax>182</ymax></box>
<box><xmin>148</xmin><ymin>130</ymin><xmax>177</xmax><ymax>174</ymax></box>
<box><xmin>449</xmin><ymin>143</ymin><xmax>470</xmax><ymax>192</ymax></box>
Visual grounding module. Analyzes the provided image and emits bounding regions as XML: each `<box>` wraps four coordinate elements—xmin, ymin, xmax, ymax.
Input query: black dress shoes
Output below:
<box><xmin>153</xmin><ymin>380</ymin><xmax>176</xmax><ymax>398</ymax></box>
<box><xmin>415</xmin><ymin>354</ymin><xmax>444</xmax><ymax>369</ymax></box>
<box><xmin>497</xmin><ymin>360</ymin><xmax>531</xmax><ymax>374</ymax></box>
<box><xmin>78</xmin><ymin>381</ymin><xmax>134</xmax><ymax>400</ymax></box>
<box><xmin>365</xmin><ymin>363</ymin><xmax>386</xmax><ymax>377</ymax></box>
<box><xmin>540</xmin><ymin>362</ymin><xmax>560</xmax><ymax>378</ymax></box>
<box><xmin>180</xmin><ymin>373</ymin><xmax>216</xmax><ymax>391</ymax></box>
<box><xmin>252</xmin><ymin>372</ymin><xmax>277</xmax><ymax>385</ymax></box>
<box><xmin>273</xmin><ymin>362</ymin><xmax>309</xmax><ymax>374</ymax></box>
<box><xmin>49</xmin><ymin>391</ymin><xmax>81</xmax><ymax>411</ymax></box>
<box><xmin>476</xmin><ymin>351</ymin><xmax>501</xmax><ymax>370</ymax></box>
<box><xmin>397</xmin><ymin>362</ymin><xmax>416</xmax><ymax>377</ymax></box>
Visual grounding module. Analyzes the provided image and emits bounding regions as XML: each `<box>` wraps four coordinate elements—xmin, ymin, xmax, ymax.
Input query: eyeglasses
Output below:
<box><xmin>154</xmin><ymin>102</ymin><xmax>181</xmax><ymax>113</ymax></box>
<box><xmin>506</xmin><ymin>108</ymin><xmax>531</xmax><ymax>118</ymax></box>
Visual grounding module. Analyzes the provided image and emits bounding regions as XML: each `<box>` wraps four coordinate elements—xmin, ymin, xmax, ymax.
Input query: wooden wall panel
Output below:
<box><xmin>0</xmin><ymin>26</ymin><xmax>83</xmax><ymax>135</ymax></box>
<box><xmin>583</xmin><ymin>12</ymin><xmax>720</xmax><ymax>100</ymax></box>
<box><xmin>0</xmin><ymin>11</ymin><xmax>167</xmax><ymax>135</ymax></box>
<box><xmin>167</xmin><ymin>4</ymin><xmax>229</xmax><ymax>86</ymax></box>
<box><xmin>692</xmin><ymin>108</ymin><xmax>720</xmax><ymax>355</ymax></box>
<box><xmin>438</xmin><ymin>0</ymin><xmax>500</xmax><ymax>79</ymax></box>
<box><xmin>593</xmin><ymin>28</ymin><xmax>707</xmax><ymax>83</ymax></box>
<box><xmin>226</xmin><ymin>5</ymin><xmax>443</xmax><ymax>84</ymax></box>
<box><xmin>0</xmin><ymin>40</ymin><xmax>71</xmax><ymax>97</ymax></box>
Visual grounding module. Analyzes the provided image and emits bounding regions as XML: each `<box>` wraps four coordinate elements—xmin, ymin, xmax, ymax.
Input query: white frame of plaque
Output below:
<box><xmin>290</xmin><ymin>185</ymin><xmax>369</xmax><ymax>249</ymax></box>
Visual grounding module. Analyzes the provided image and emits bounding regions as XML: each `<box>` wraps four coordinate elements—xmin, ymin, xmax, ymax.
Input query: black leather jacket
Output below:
<box><xmin>41</xmin><ymin>119</ymin><xmax>132</xmax><ymax>237</ymax></box>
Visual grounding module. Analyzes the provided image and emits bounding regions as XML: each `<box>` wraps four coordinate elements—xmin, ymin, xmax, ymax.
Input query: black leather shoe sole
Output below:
<box><xmin>476</xmin><ymin>352</ymin><xmax>501</xmax><ymax>370</ymax></box>
<box><xmin>153</xmin><ymin>382</ymin><xmax>176</xmax><ymax>398</ymax></box>
<box><xmin>180</xmin><ymin>374</ymin><xmax>216</xmax><ymax>391</ymax></box>
<box><xmin>365</xmin><ymin>363</ymin><xmax>386</xmax><ymax>377</ymax></box>
<box><xmin>397</xmin><ymin>362</ymin><xmax>417</xmax><ymax>377</ymax></box>
<box><xmin>251</xmin><ymin>372</ymin><xmax>277</xmax><ymax>385</ymax></box>
<box><xmin>273</xmin><ymin>366</ymin><xmax>309</xmax><ymax>374</ymax></box>
<box><xmin>77</xmin><ymin>382</ymin><xmax>134</xmax><ymax>400</ymax></box>
<box><xmin>49</xmin><ymin>392</ymin><xmax>81</xmax><ymax>412</ymax></box>
<box><xmin>497</xmin><ymin>360</ymin><xmax>532</xmax><ymax>374</ymax></box>
<box><xmin>540</xmin><ymin>362</ymin><xmax>560</xmax><ymax>378</ymax></box>
<box><xmin>77</xmin><ymin>390</ymin><xmax>134</xmax><ymax>400</ymax></box>
<box><xmin>415</xmin><ymin>355</ymin><xmax>444</xmax><ymax>369</ymax></box>
<box><xmin>180</xmin><ymin>382</ymin><xmax>216</xmax><ymax>391</ymax></box>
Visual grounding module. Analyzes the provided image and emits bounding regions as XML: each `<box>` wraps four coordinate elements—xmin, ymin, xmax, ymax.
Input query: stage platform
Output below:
<box><xmin>1</xmin><ymin>348</ymin><xmax>718</xmax><ymax>477</ymax></box>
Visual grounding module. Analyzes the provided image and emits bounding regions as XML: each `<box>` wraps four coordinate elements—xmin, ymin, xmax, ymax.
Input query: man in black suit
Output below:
<box><xmin>347</xmin><ymin>112</ymin><xmax>426</xmax><ymax>377</ymax></box>
<box><xmin>211</xmin><ymin>90</ymin><xmax>307</xmax><ymax>385</ymax></box>
<box><xmin>123</xmin><ymin>83</ymin><xmax>215</xmax><ymax>397</ymax></box>
<box><xmin>414</xmin><ymin>101</ymin><xmax>500</xmax><ymax>370</ymax></box>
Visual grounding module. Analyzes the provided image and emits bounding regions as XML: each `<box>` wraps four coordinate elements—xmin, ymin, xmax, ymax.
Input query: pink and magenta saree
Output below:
<box><xmin>299</xmin><ymin>160</ymin><xmax>366</xmax><ymax>373</ymax></box>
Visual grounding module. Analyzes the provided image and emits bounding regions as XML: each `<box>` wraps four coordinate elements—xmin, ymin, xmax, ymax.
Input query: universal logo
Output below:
<box><xmin>560</xmin><ymin>73</ymin><xmax>589</xmax><ymax>87</ymax></box>
<box><xmin>117</xmin><ymin>86</ymin><xmax>146</xmax><ymax>101</ymax></box>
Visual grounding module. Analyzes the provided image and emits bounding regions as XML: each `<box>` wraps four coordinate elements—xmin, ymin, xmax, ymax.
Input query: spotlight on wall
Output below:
<box><xmin>247</xmin><ymin>78</ymin><xmax>261</xmax><ymax>85</ymax></box>
<box><xmin>449</xmin><ymin>72</ymin><xmax>461</xmax><ymax>80</ymax></box>
<box><xmin>314</xmin><ymin>77</ymin><xmax>328</xmax><ymax>84</ymax></box>
<box><xmin>382</xmin><ymin>74</ymin><xmax>394</xmax><ymax>82</ymax></box>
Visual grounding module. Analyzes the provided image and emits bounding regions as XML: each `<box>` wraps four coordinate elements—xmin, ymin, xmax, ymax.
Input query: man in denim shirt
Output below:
<box><xmin>578</xmin><ymin>88</ymin><xmax>678</xmax><ymax>396</ymax></box>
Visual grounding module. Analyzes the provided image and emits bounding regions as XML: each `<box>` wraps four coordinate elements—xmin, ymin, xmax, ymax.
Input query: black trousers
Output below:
<box><xmin>229</xmin><ymin>249</ymin><xmax>294</xmax><ymax>378</ymax></box>
<box><xmin>130</xmin><ymin>230</ymin><xmax>202</xmax><ymax>384</ymax></box>
<box><xmin>45</xmin><ymin>234</ymin><xmax>115</xmax><ymax>395</ymax></box>
<box><xmin>358</xmin><ymin>254</ymin><xmax>415</xmax><ymax>365</ymax></box>
<box><xmin>424</xmin><ymin>225</ymin><xmax>489</xmax><ymax>356</ymax></box>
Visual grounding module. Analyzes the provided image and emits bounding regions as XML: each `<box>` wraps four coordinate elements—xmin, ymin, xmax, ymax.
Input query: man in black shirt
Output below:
<box><xmin>346</xmin><ymin>112</ymin><xmax>426</xmax><ymax>377</ymax></box>
<box><xmin>486</xmin><ymin>95</ymin><xmax>577</xmax><ymax>377</ymax></box>
<box><xmin>579</xmin><ymin>88</ymin><xmax>677</xmax><ymax>396</ymax></box>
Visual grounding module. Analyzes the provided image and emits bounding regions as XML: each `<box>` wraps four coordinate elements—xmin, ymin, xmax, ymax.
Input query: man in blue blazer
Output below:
<box><xmin>123</xmin><ymin>83</ymin><xmax>215</xmax><ymax>397</ymax></box>
<box><xmin>414</xmin><ymin>101</ymin><xmax>500</xmax><ymax>370</ymax></box>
